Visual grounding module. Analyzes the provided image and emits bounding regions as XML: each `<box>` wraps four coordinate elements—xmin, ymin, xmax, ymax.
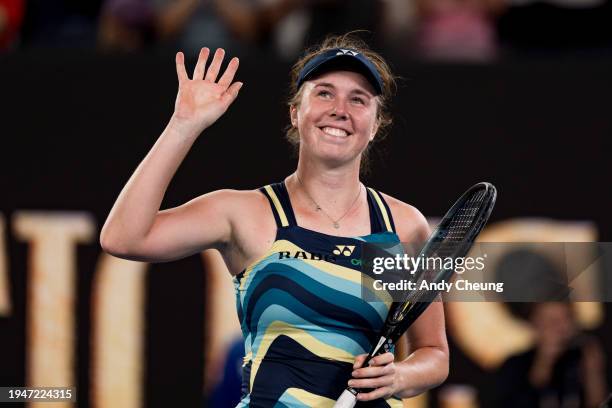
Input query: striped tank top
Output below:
<box><xmin>234</xmin><ymin>181</ymin><xmax>404</xmax><ymax>407</ymax></box>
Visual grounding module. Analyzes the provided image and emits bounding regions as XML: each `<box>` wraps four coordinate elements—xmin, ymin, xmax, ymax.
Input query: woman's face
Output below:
<box><xmin>290</xmin><ymin>70</ymin><xmax>379</xmax><ymax>167</ymax></box>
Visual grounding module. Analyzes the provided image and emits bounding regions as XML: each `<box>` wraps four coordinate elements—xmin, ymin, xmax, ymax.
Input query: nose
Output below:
<box><xmin>330</xmin><ymin>99</ymin><xmax>348</xmax><ymax>119</ymax></box>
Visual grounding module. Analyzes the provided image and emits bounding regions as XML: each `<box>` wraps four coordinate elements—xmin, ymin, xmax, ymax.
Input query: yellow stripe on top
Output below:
<box><xmin>250</xmin><ymin>320</ymin><xmax>356</xmax><ymax>390</ymax></box>
<box><xmin>238</xmin><ymin>239</ymin><xmax>394</xmax><ymax>304</ymax></box>
<box><xmin>264</xmin><ymin>185</ymin><xmax>289</xmax><ymax>227</ymax></box>
<box><xmin>386</xmin><ymin>397</ymin><xmax>404</xmax><ymax>407</ymax></box>
<box><xmin>281</xmin><ymin>388</ymin><xmax>335</xmax><ymax>407</ymax></box>
<box><xmin>367</xmin><ymin>188</ymin><xmax>393</xmax><ymax>232</ymax></box>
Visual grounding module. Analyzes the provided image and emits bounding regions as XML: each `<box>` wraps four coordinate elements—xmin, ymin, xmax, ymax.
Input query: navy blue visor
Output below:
<box><xmin>296</xmin><ymin>48</ymin><xmax>383</xmax><ymax>95</ymax></box>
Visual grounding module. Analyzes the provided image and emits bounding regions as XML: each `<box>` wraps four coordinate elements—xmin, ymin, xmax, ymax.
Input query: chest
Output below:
<box><xmin>235</xmin><ymin>228</ymin><xmax>397</xmax><ymax>334</ymax></box>
<box><xmin>227</xmin><ymin>203</ymin><xmax>373</xmax><ymax>275</ymax></box>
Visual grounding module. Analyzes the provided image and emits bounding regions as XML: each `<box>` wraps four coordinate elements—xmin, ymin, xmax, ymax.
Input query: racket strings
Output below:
<box><xmin>396</xmin><ymin>189</ymin><xmax>492</xmax><ymax>308</ymax></box>
<box><xmin>444</xmin><ymin>189</ymin><xmax>487</xmax><ymax>241</ymax></box>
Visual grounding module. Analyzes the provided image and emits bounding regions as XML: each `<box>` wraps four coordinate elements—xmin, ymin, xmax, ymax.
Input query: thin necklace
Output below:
<box><xmin>295</xmin><ymin>174</ymin><xmax>362</xmax><ymax>229</ymax></box>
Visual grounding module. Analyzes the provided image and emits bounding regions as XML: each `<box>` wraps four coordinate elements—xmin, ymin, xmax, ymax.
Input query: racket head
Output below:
<box><xmin>429</xmin><ymin>181</ymin><xmax>497</xmax><ymax>247</ymax></box>
<box><xmin>386</xmin><ymin>182</ymin><xmax>497</xmax><ymax>326</ymax></box>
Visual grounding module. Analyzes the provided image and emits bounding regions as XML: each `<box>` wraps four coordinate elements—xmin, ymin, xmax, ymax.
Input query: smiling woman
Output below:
<box><xmin>285</xmin><ymin>35</ymin><xmax>397</xmax><ymax>175</ymax></box>
<box><xmin>100</xmin><ymin>32</ymin><xmax>449</xmax><ymax>407</ymax></box>
<box><xmin>289</xmin><ymin>70</ymin><xmax>378</xmax><ymax>176</ymax></box>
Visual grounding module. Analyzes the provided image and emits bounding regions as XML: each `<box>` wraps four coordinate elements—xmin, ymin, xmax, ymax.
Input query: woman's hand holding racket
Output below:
<box><xmin>347</xmin><ymin>352</ymin><xmax>400</xmax><ymax>402</ymax></box>
<box><xmin>172</xmin><ymin>48</ymin><xmax>243</xmax><ymax>137</ymax></box>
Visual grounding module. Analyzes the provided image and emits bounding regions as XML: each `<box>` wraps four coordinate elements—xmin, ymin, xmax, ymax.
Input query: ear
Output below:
<box><xmin>369</xmin><ymin>119</ymin><xmax>380</xmax><ymax>142</ymax></box>
<box><xmin>290</xmin><ymin>105</ymin><xmax>298</xmax><ymax>128</ymax></box>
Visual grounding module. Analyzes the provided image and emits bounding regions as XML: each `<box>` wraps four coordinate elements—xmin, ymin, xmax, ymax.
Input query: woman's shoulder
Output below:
<box><xmin>194</xmin><ymin>188</ymin><xmax>276</xmax><ymax>274</ymax></box>
<box><xmin>377</xmin><ymin>191</ymin><xmax>430</xmax><ymax>242</ymax></box>
<box><xmin>198</xmin><ymin>188</ymin><xmax>269</xmax><ymax>214</ymax></box>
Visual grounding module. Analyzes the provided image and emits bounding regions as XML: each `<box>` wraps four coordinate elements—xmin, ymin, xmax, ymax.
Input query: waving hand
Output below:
<box><xmin>173</xmin><ymin>48</ymin><xmax>243</xmax><ymax>135</ymax></box>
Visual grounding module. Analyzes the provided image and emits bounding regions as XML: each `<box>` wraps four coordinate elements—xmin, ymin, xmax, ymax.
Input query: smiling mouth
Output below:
<box><xmin>319</xmin><ymin>126</ymin><xmax>350</xmax><ymax>138</ymax></box>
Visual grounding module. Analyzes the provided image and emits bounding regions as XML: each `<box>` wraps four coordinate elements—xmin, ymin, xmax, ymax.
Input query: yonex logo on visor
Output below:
<box><xmin>296</xmin><ymin>48</ymin><xmax>383</xmax><ymax>95</ymax></box>
<box><xmin>336</xmin><ymin>49</ymin><xmax>358</xmax><ymax>56</ymax></box>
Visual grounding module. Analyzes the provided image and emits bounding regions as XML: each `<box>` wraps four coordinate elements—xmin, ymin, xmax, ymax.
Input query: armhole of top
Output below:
<box><xmin>366</xmin><ymin>187</ymin><xmax>396</xmax><ymax>233</ymax></box>
<box><xmin>259</xmin><ymin>183</ymin><xmax>297</xmax><ymax>228</ymax></box>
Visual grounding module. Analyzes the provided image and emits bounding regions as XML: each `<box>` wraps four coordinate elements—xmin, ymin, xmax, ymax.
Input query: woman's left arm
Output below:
<box><xmin>349</xmin><ymin>198</ymin><xmax>449</xmax><ymax>401</ymax></box>
<box><xmin>394</xmin><ymin>300</ymin><xmax>449</xmax><ymax>398</ymax></box>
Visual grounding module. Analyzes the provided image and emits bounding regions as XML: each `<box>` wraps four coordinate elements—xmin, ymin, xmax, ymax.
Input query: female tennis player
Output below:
<box><xmin>101</xmin><ymin>33</ymin><xmax>449</xmax><ymax>407</ymax></box>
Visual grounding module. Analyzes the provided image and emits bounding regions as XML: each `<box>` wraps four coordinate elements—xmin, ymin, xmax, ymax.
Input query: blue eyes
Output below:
<box><xmin>317</xmin><ymin>91</ymin><xmax>365</xmax><ymax>105</ymax></box>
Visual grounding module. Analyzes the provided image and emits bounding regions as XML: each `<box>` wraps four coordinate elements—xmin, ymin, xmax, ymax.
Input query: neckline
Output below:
<box><xmin>281</xmin><ymin>179</ymin><xmax>382</xmax><ymax>238</ymax></box>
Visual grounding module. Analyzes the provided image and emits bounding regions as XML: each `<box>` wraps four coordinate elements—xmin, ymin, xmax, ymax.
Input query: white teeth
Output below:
<box><xmin>321</xmin><ymin>127</ymin><xmax>348</xmax><ymax>137</ymax></box>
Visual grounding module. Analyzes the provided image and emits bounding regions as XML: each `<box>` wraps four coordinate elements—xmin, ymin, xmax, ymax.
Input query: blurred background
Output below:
<box><xmin>1</xmin><ymin>0</ymin><xmax>612</xmax><ymax>407</ymax></box>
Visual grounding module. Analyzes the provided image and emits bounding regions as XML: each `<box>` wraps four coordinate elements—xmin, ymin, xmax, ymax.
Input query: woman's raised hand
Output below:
<box><xmin>172</xmin><ymin>48</ymin><xmax>243</xmax><ymax>135</ymax></box>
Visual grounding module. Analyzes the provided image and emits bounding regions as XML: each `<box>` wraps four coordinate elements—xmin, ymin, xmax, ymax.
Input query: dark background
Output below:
<box><xmin>1</xmin><ymin>50</ymin><xmax>611</xmax><ymax>407</ymax></box>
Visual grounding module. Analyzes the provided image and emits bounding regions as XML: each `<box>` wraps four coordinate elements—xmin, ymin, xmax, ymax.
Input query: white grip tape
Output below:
<box><xmin>332</xmin><ymin>389</ymin><xmax>358</xmax><ymax>408</ymax></box>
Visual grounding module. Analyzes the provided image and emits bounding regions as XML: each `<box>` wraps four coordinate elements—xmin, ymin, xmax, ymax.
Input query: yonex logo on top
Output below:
<box><xmin>333</xmin><ymin>245</ymin><xmax>355</xmax><ymax>257</ymax></box>
<box><xmin>336</xmin><ymin>49</ymin><xmax>359</xmax><ymax>56</ymax></box>
<box><xmin>276</xmin><ymin>245</ymin><xmax>356</xmax><ymax>262</ymax></box>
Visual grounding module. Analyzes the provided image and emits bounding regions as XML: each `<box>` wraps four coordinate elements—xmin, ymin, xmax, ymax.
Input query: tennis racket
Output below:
<box><xmin>333</xmin><ymin>182</ymin><xmax>497</xmax><ymax>408</ymax></box>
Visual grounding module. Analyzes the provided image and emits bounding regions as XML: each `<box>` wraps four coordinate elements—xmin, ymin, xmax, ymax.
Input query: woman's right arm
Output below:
<box><xmin>100</xmin><ymin>48</ymin><xmax>243</xmax><ymax>262</ymax></box>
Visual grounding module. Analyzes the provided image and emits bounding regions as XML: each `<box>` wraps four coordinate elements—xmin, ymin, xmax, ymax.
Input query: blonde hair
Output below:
<box><xmin>285</xmin><ymin>32</ymin><xmax>397</xmax><ymax>174</ymax></box>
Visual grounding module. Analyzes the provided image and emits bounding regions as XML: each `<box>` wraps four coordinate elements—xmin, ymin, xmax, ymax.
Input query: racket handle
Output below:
<box><xmin>333</xmin><ymin>335</ymin><xmax>394</xmax><ymax>407</ymax></box>
<box><xmin>332</xmin><ymin>388</ymin><xmax>358</xmax><ymax>408</ymax></box>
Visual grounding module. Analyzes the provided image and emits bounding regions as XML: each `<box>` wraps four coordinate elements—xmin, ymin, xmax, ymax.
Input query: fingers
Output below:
<box><xmin>369</xmin><ymin>353</ymin><xmax>395</xmax><ymax>366</ymax></box>
<box><xmin>192</xmin><ymin>47</ymin><xmax>210</xmax><ymax>80</ymax></box>
<box><xmin>356</xmin><ymin>386</ymin><xmax>394</xmax><ymax>402</ymax></box>
<box><xmin>353</xmin><ymin>354</ymin><xmax>368</xmax><ymax>369</ymax></box>
<box><xmin>352</xmin><ymin>362</ymin><xmax>394</xmax><ymax>380</ymax></box>
<box><xmin>205</xmin><ymin>48</ymin><xmax>225</xmax><ymax>82</ymax></box>
<box><xmin>348</xmin><ymin>375</ymin><xmax>392</xmax><ymax>390</ymax></box>
<box><xmin>349</xmin><ymin>353</ymin><xmax>396</xmax><ymax>401</ymax></box>
<box><xmin>222</xmin><ymin>82</ymin><xmax>243</xmax><ymax>105</ymax></box>
<box><xmin>178</xmin><ymin>48</ymin><xmax>238</xmax><ymax>87</ymax></box>
<box><xmin>175</xmin><ymin>52</ymin><xmax>188</xmax><ymax>83</ymax></box>
<box><xmin>218</xmin><ymin>57</ymin><xmax>240</xmax><ymax>88</ymax></box>
<box><xmin>353</xmin><ymin>352</ymin><xmax>393</xmax><ymax>370</ymax></box>
<box><xmin>347</xmin><ymin>353</ymin><xmax>396</xmax><ymax>401</ymax></box>
<box><xmin>353</xmin><ymin>352</ymin><xmax>393</xmax><ymax>372</ymax></box>
<box><xmin>351</xmin><ymin>353</ymin><xmax>395</xmax><ymax>381</ymax></box>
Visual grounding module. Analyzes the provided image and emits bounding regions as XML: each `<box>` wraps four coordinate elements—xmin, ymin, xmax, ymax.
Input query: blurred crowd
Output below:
<box><xmin>1</xmin><ymin>0</ymin><xmax>612</xmax><ymax>60</ymax></box>
<box><xmin>497</xmin><ymin>302</ymin><xmax>608</xmax><ymax>408</ymax></box>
